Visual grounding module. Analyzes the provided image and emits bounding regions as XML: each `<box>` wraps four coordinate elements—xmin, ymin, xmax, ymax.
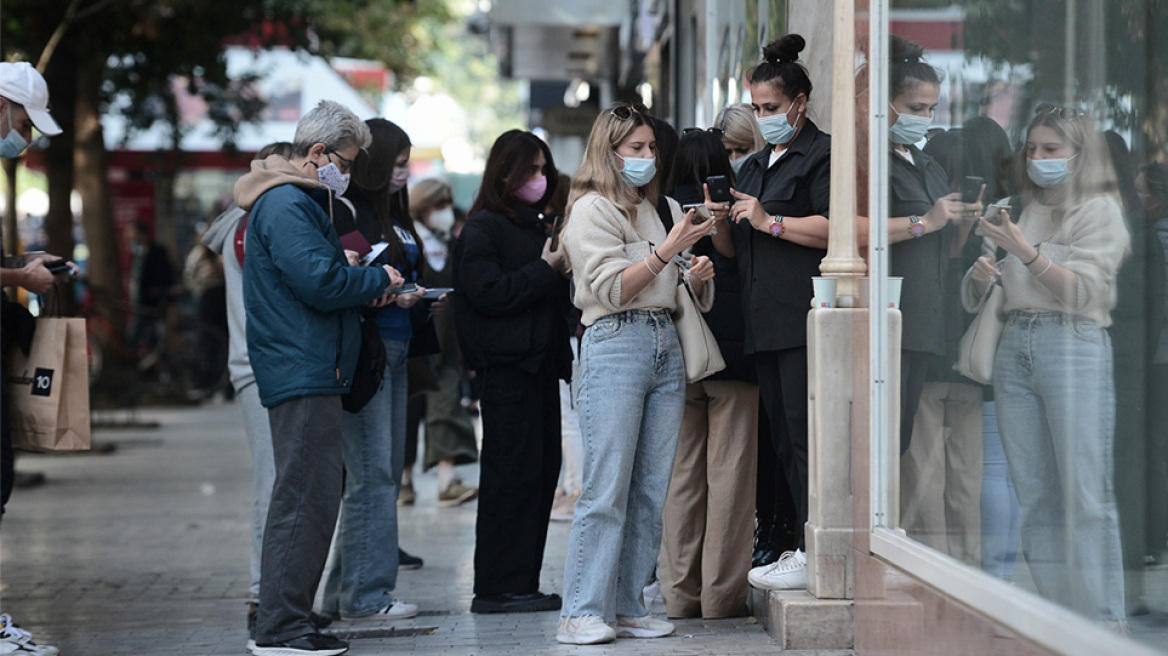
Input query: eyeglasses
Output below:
<box><xmin>328</xmin><ymin>149</ymin><xmax>354</xmax><ymax>174</ymax></box>
<box><xmin>1034</xmin><ymin>103</ymin><xmax>1087</xmax><ymax>121</ymax></box>
<box><xmin>610</xmin><ymin>102</ymin><xmax>651</xmax><ymax>120</ymax></box>
<box><xmin>682</xmin><ymin>127</ymin><xmax>725</xmax><ymax>137</ymax></box>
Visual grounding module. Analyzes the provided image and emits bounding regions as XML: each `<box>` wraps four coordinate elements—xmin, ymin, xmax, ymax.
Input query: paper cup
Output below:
<box><xmin>887</xmin><ymin>276</ymin><xmax>903</xmax><ymax>309</ymax></box>
<box><xmin>812</xmin><ymin>276</ymin><xmax>837</xmax><ymax>309</ymax></box>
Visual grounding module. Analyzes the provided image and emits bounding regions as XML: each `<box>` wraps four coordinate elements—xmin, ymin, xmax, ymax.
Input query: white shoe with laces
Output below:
<box><xmin>556</xmin><ymin>615</ymin><xmax>616</xmax><ymax>645</ymax></box>
<box><xmin>615</xmin><ymin>614</ymin><xmax>675</xmax><ymax>639</ymax></box>
<box><xmin>748</xmin><ymin>548</ymin><xmax>807</xmax><ymax>590</ymax></box>
<box><xmin>340</xmin><ymin>598</ymin><xmax>418</xmax><ymax>622</ymax></box>
<box><xmin>0</xmin><ymin>614</ymin><xmax>59</xmax><ymax>656</ymax></box>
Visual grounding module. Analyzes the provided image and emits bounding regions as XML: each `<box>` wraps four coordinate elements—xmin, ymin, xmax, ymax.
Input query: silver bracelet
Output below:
<box><xmin>1031</xmin><ymin>256</ymin><xmax>1053</xmax><ymax>277</ymax></box>
<box><xmin>644</xmin><ymin>256</ymin><xmax>662</xmax><ymax>275</ymax></box>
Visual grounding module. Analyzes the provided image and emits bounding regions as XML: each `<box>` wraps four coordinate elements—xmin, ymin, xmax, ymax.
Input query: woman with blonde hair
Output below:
<box><xmin>557</xmin><ymin>103</ymin><xmax>716</xmax><ymax>645</ymax></box>
<box><xmin>714</xmin><ymin>103</ymin><xmax>766</xmax><ymax>174</ymax></box>
<box><xmin>963</xmin><ymin>104</ymin><xmax>1128</xmax><ymax>625</ymax></box>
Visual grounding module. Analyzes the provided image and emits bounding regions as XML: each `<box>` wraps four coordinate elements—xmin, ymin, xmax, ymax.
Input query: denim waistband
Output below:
<box><xmin>1005</xmin><ymin>310</ymin><xmax>1091</xmax><ymax>326</ymax></box>
<box><xmin>601</xmin><ymin>308</ymin><xmax>672</xmax><ymax>322</ymax></box>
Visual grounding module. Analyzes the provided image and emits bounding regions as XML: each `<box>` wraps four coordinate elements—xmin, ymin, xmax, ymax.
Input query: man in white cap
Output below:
<box><xmin>0</xmin><ymin>60</ymin><xmax>65</xmax><ymax>656</ymax></box>
<box><xmin>0</xmin><ymin>61</ymin><xmax>62</xmax><ymax>156</ymax></box>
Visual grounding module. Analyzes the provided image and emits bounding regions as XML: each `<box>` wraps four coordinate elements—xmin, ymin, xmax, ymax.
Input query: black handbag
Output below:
<box><xmin>342</xmin><ymin>310</ymin><xmax>386</xmax><ymax>413</ymax></box>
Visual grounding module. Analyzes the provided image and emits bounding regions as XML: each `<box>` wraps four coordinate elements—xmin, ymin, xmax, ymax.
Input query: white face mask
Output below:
<box><xmin>428</xmin><ymin>207</ymin><xmax>455</xmax><ymax>236</ymax></box>
<box><xmin>0</xmin><ymin>106</ymin><xmax>28</xmax><ymax>159</ymax></box>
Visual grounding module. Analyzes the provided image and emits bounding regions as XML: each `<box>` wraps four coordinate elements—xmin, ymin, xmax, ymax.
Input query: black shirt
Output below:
<box><xmin>888</xmin><ymin>146</ymin><xmax>952</xmax><ymax>357</ymax></box>
<box><xmin>731</xmin><ymin>119</ymin><xmax>831</xmax><ymax>353</ymax></box>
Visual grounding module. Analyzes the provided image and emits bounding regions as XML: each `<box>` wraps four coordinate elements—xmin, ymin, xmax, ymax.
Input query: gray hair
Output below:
<box><xmin>292</xmin><ymin>100</ymin><xmax>372</xmax><ymax>157</ymax></box>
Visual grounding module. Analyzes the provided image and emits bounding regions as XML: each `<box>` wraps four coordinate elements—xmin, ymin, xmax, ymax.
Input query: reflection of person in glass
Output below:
<box><xmin>962</xmin><ymin>104</ymin><xmax>1128</xmax><ymax>625</ymax></box>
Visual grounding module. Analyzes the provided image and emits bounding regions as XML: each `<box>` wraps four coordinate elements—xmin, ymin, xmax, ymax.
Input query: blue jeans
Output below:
<box><xmin>239</xmin><ymin>383</ymin><xmax>275</xmax><ymax>603</ymax></box>
<box><xmin>561</xmin><ymin>309</ymin><xmax>686</xmax><ymax>620</ymax></box>
<box><xmin>321</xmin><ymin>337</ymin><xmax>410</xmax><ymax>617</ymax></box>
<box><xmin>980</xmin><ymin>400</ymin><xmax>1021</xmax><ymax>580</ymax></box>
<box><xmin>993</xmin><ymin>312</ymin><xmax>1125</xmax><ymax>620</ymax></box>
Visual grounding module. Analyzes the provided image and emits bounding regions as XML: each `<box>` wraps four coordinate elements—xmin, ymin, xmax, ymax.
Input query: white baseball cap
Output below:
<box><xmin>0</xmin><ymin>62</ymin><xmax>62</xmax><ymax>136</ymax></box>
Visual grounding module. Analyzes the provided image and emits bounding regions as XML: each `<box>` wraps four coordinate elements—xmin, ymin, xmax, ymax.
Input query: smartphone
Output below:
<box><xmin>388</xmin><ymin>282</ymin><xmax>419</xmax><ymax>295</ymax></box>
<box><xmin>681</xmin><ymin>203</ymin><xmax>711</xmax><ymax>224</ymax></box>
<box><xmin>961</xmin><ymin>176</ymin><xmax>984</xmax><ymax>204</ymax></box>
<box><xmin>706</xmin><ymin>175</ymin><xmax>732</xmax><ymax>203</ymax></box>
<box><xmin>45</xmin><ymin>258</ymin><xmax>72</xmax><ymax>276</ymax></box>
<box><xmin>985</xmin><ymin>204</ymin><xmax>1010</xmax><ymax>226</ymax></box>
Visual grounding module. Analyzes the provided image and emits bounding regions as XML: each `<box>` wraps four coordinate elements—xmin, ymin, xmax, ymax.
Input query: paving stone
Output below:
<box><xmin>0</xmin><ymin>402</ymin><xmax>851</xmax><ymax>655</ymax></box>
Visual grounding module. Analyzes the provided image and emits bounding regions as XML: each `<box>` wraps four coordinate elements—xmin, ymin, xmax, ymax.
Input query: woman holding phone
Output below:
<box><xmin>706</xmin><ymin>34</ymin><xmax>830</xmax><ymax>592</ymax></box>
<box><xmin>453</xmin><ymin>130</ymin><xmax>572</xmax><ymax>615</ymax></box>
<box><xmin>557</xmin><ymin>102</ymin><xmax>714</xmax><ymax>644</ymax></box>
<box><xmin>321</xmin><ymin>118</ymin><xmax>425</xmax><ymax>623</ymax></box>
<box><xmin>962</xmin><ymin>104</ymin><xmax>1127</xmax><ymax>626</ymax></box>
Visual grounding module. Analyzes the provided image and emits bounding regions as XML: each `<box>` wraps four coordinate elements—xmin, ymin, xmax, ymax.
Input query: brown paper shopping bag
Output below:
<box><xmin>5</xmin><ymin>317</ymin><xmax>91</xmax><ymax>451</ymax></box>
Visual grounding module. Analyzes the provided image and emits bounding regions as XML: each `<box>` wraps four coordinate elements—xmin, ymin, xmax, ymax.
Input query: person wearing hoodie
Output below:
<box><xmin>202</xmin><ymin>142</ymin><xmax>296</xmax><ymax>638</ymax></box>
<box><xmin>234</xmin><ymin>100</ymin><xmax>403</xmax><ymax>656</ymax></box>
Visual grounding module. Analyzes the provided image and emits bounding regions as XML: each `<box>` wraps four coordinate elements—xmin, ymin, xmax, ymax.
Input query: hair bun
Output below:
<box><xmin>763</xmin><ymin>34</ymin><xmax>806</xmax><ymax>65</ymax></box>
<box><xmin>890</xmin><ymin>35</ymin><xmax>925</xmax><ymax>65</ymax></box>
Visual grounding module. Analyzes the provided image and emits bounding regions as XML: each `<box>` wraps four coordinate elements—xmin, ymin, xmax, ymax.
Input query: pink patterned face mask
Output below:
<box><xmin>388</xmin><ymin>167</ymin><xmax>410</xmax><ymax>194</ymax></box>
<box><xmin>514</xmin><ymin>175</ymin><xmax>547</xmax><ymax>205</ymax></box>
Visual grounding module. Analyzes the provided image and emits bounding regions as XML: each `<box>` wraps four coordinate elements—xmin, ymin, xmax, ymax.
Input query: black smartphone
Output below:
<box><xmin>706</xmin><ymin>175</ymin><xmax>732</xmax><ymax>203</ymax></box>
<box><xmin>961</xmin><ymin>176</ymin><xmax>984</xmax><ymax>204</ymax></box>
<box><xmin>389</xmin><ymin>282</ymin><xmax>418</xmax><ymax>295</ymax></box>
<box><xmin>45</xmin><ymin>258</ymin><xmax>71</xmax><ymax>276</ymax></box>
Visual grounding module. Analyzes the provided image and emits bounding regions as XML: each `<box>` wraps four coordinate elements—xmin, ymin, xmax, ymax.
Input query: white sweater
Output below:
<box><xmin>961</xmin><ymin>195</ymin><xmax>1129</xmax><ymax>327</ymax></box>
<box><xmin>563</xmin><ymin>192</ymin><xmax>714</xmax><ymax>326</ymax></box>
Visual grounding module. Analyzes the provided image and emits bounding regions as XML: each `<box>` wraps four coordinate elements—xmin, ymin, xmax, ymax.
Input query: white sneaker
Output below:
<box><xmin>615</xmin><ymin>615</ymin><xmax>675</xmax><ymax>639</ymax></box>
<box><xmin>340</xmin><ymin>598</ymin><xmax>419</xmax><ymax>622</ymax></box>
<box><xmin>0</xmin><ymin>615</ymin><xmax>59</xmax><ymax>656</ymax></box>
<box><xmin>748</xmin><ymin>549</ymin><xmax>807</xmax><ymax>590</ymax></box>
<box><xmin>641</xmin><ymin>579</ymin><xmax>666</xmax><ymax>613</ymax></box>
<box><xmin>556</xmin><ymin>615</ymin><xmax>616</xmax><ymax>645</ymax></box>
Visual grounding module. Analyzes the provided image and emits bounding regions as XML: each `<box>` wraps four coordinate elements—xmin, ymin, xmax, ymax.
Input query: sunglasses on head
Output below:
<box><xmin>610</xmin><ymin>102</ymin><xmax>651</xmax><ymax>120</ymax></box>
<box><xmin>1034</xmin><ymin>103</ymin><xmax>1087</xmax><ymax>120</ymax></box>
<box><xmin>682</xmin><ymin>127</ymin><xmax>725</xmax><ymax>137</ymax></box>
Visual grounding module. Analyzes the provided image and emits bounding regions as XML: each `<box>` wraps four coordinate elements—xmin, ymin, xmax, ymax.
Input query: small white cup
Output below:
<box><xmin>887</xmin><ymin>276</ymin><xmax>904</xmax><ymax>309</ymax></box>
<box><xmin>812</xmin><ymin>276</ymin><xmax>837</xmax><ymax>309</ymax></box>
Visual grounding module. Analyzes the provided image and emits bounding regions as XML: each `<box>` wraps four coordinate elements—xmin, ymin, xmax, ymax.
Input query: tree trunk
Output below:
<box><xmin>3</xmin><ymin>158</ymin><xmax>16</xmax><ymax>257</ymax></box>
<box><xmin>74</xmin><ymin>57</ymin><xmax>125</xmax><ymax>337</ymax></box>
<box><xmin>43</xmin><ymin>46</ymin><xmax>79</xmax><ymax>315</ymax></box>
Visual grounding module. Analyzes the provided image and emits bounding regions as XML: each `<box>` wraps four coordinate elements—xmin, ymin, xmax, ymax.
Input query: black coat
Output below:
<box><xmin>452</xmin><ymin>202</ymin><xmax>572</xmax><ymax>379</ymax></box>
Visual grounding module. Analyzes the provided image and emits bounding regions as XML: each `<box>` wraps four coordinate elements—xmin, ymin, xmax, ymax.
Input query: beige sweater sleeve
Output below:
<box><xmin>563</xmin><ymin>193</ymin><xmax>681</xmax><ymax>326</ymax></box>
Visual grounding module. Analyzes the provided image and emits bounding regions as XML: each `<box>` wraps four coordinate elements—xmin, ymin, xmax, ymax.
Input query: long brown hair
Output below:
<box><xmin>469</xmin><ymin>130</ymin><xmax>557</xmax><ymax>225</ymax></box>
<box><xmin>352</xmin><ymin>118</ymin><xmax>421</xmax><ymax>272</ymax></box>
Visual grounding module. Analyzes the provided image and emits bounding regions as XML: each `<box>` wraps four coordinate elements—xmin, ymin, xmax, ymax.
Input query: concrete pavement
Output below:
<box><xmin>0</xmin><ymin>401</ymin><xmax>854</xmax><ymax>655</ymax></box>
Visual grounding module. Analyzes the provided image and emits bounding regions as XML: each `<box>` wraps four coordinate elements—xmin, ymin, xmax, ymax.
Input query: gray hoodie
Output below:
<box><xmin>202</xmin><ymin>203</ymin><xmax>252</xmax><ymax>392</ymax></box>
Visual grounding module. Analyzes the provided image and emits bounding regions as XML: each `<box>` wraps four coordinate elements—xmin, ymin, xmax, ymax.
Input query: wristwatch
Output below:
<box><xmin>769</xmin><ymin>215</ymin><xmax>784</xmax><ymax>238</ymax></box>
<box><xmin>908</xmin><ymin>215</ymin><xmax>925</xmax><ymax>238</ymax></box>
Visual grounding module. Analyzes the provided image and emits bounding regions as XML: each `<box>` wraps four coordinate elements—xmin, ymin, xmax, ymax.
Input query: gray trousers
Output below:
<box><xmin>255</xmin><ymin>394</ymin><xmax>345</xmax><ymax>643</ymax></box>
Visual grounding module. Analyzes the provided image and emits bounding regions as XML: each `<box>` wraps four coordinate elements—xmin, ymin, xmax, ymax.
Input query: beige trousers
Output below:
<box><xmin>900</xmin><ymin>381</ymin><xmax>983</xmax><ymax>565</ymax></box>
<box><xmin>659</xmin><ymin>380</ymin><xmax>758</xmax><ymax>618</ymax></box>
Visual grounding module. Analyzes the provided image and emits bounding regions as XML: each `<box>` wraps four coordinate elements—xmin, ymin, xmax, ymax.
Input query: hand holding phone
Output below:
<box><xmin>388</xmin><ymin>282</ymin><xmax>419</xmax><ymax>295</ymax></box>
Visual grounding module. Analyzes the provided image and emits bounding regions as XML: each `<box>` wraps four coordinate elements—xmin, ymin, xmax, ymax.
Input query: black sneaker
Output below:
<box><xmin>251</xmin><ymin>632</ymin><xmax>348</xmax><ymax>655</ymax></box>
<box><xmin>399</xmin><ymin>548</ymin><xmax>424</xmax><ymax>570</ymax></box>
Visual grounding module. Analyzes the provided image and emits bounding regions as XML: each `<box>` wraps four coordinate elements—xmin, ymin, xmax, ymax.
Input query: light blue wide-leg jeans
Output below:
<box><xmin>993</xmin><ymin>312</ymin><xmax>1125</xmax><ymax>621</ymax></box>
<box><xmin>322</xmin><ymin>337</ymin><xmax>410</xmax><ymax>617</ymax></box>
<box><xmin>561</xmin><ymin>310</ymin><xmax>686</xmax><ymax>621</ymax></box>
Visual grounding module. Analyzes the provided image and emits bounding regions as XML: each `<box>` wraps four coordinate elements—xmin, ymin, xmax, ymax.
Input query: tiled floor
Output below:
<box><xmin>0</xmin><ymin>402</ymin><xmax>850</xmax><ymax>655</ymax></box>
